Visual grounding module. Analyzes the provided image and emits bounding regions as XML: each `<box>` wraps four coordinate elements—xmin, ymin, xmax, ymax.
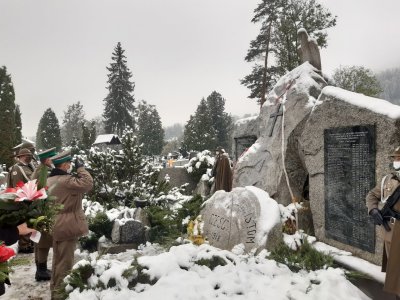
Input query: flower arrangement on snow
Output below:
<box><xmin>0</xmin><ymin>179</ymin><xmax>62</xmax><ymax>233</ymax></box>
<box><xmin>0</xmin><ymin>243</ymin><xmax>15</xmax><ymax>285</ymax></box>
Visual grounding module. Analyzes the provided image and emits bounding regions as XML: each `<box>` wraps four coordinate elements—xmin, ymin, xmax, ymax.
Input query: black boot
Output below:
<box><xmin>35</xmin><ymin>262</ymin><xmax>51</xmax><ymax>281</ymax></box>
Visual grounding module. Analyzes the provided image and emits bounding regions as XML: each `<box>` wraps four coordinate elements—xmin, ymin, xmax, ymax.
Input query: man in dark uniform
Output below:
<box><xmin>7</xmin><ymin>148</ymin><xmax>36</xmax><ymax>253</ymax></box>
<box><xmin>367</xmin><ymin>146</ymin><xmax>400</xmax><ymax>299</ymax></box>
<box><xmin>31</xmin><ymin>147</ymin><xmax>58</xmax><ymax>281</ymax></box>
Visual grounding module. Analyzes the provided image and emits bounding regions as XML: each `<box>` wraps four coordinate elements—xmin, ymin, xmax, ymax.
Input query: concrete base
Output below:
<box><xmin>98</xmin><ymin>241</ymin><xmax>139</xmax><ymax>254</ymax></box>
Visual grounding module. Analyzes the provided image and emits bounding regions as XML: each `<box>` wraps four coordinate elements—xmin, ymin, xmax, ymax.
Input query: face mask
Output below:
<box><xmin>394</xmin><ymin>161</ymin><xmax>400</xmax><ymax>170</ymax></box>
<box><xmin>216</xmin><ymin>151</ymin><xmax>219</xmax><ymax>155</ymax></box>
<box><xmin>67</xmin><ymin>164</ymin><xmax>73</xmax><ymax>174</ymax></box>
<box><xmin>50</xmin><ymin>164</ymin><xmax>55</xmax><ymax>169</ymax></box>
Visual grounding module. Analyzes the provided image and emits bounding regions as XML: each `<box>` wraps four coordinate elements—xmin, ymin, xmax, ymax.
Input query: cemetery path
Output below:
<box><xmin>6</xmin><ymin>250</ymin><xmax>53</xmax><ymax>300</ymax></box>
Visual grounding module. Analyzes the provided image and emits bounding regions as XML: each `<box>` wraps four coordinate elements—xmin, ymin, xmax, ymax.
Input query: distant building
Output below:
<box><xmin>92</xmin><ymin>134</ymin><xmax>121</xmax><ymax>151</ymax></box>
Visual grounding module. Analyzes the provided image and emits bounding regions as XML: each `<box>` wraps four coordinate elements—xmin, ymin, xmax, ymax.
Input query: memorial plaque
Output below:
<box><xmin>234</xmin><ymin>135</ymin><xmax>257</xmax><ymax>161</ymax></box>
<box><xmin>324</xmin><ymin>125</ymin><xmax>376</xmax><ymax>252</ymax></box>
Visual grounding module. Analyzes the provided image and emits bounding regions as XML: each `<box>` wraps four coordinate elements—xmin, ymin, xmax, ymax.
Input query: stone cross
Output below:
<box><xmin>268</xmin><ymin>104</ymin><xmax>283</xmax><ymax>137</ymax></box>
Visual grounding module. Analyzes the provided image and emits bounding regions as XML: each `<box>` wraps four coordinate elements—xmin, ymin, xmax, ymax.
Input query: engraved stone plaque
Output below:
<box><xmin>324</xmin><ymin>125</ymin><xmax>376</xmax><ymax>252</ymax></box>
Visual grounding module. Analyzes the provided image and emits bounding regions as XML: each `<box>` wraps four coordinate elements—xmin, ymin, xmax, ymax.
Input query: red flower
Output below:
<box><xmin>0</xmin><ymin>244</ymin><xmax>15</xmax><ymax>262</ymax></box>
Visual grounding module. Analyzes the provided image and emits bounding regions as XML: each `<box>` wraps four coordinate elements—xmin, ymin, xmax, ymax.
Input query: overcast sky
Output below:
<box><xmin>1</xmin><ymin>0</ymin><xmax>400</xmax><ymax>138</ymax></box>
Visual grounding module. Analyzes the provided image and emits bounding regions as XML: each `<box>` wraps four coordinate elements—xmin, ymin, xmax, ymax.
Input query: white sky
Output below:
<box><xmin>0</xmin><ymin>0</ymin><xmax>399</xmax><ymax>138</ymax></box>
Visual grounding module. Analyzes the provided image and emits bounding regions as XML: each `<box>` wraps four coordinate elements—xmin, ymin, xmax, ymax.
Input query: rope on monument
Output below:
<box><xmin>280</xmin><ymin>95</ymin><xmax>295</xmax><ymax>202</ymax></box>
<box><xmin>279</xmin><ymin>80</ymin><xmax>298</xmax><ymax>230</ymax></box>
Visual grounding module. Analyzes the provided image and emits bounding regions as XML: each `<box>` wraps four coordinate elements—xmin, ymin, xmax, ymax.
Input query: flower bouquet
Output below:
<box><xmin>0</xmin><ymin>243</ymin><xmax>15</xmax><ymax>295</ymax></box>
<box><xmin>0</xmin><ymin>180</ymin><xmax>62</xmax><ymax>233</ymax></box>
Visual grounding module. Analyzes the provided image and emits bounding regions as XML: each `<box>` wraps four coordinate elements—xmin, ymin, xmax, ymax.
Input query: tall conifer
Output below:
<box><xmin>36</xmin><ymin>108</ymin><xmax>62</xmax><ymax>151</ymax></box>
<box><xmin>0</xmin><ymin>66</ymin><xmax>17</xmax><ymax>167</ymax></box>
<box><xmin>103</xmin><ymin>42</ymin><xmax>135</xmax><ymax>136</ymax></box>
<box><xmin>14</xmin><ymin>104</ymin><xmax>22</xmax><ymax>145</ymax></box>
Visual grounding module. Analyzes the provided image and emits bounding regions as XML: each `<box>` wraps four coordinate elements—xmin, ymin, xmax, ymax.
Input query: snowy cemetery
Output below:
<box><xmin>2</xmin><ymin>1</ymin><xmax>400</xmax><ymax>300</ymax></box>
<box><xmin>1</xmin><ymin>33</ymin><xmax>400</xmax><ymax>299</ymax></box>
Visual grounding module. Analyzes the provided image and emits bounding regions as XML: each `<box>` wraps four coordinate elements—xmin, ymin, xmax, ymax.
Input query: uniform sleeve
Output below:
<box><xmin>366</xmin><ymin>184</ymin><xmax>381</xmax><ymax>213</ymax></box>
<box><xmin>65</xmin><ymin>167</ymin><xmax>94</xmax><ymax>193</ymax></box>
<box><xmin>0</xmin><ymin>227</ymin><xmax>19</xmax><ymax>246</ymax></box>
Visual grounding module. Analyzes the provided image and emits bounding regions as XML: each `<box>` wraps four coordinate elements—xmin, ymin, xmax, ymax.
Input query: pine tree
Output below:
<box><xmin>36</xmin><ymin>108</ymin><xmax>62</xmax><ymax>151</ymax></box>
<box><xmin>80</xmin><ymin>121</ymin><xmax>97</xmax><ymax>150</ymax></box>
<box><xmin>103</xmin><ymin>42</ymin><xmax>135</xmax><ymax>136</ymax></box>
<box><xmin>61</xmin><ymin>101</ymin><xmax>85</xmax><ymax>145</ymax></box>
<box><xmin>137</xmin><ymin>101</ymin><xmax>164</xmax><ymax>156</ymax></box>
<box><xmin>14</xmin><ymin>104</ymin><xmax>22</xmax><ymax>145</ymax></box>
<box><xmin>206</xmin><ymin>91</ymin><xmax>233</xmax><ymax>152</ymax></box>
<box><xmin>0</xmin><ymin>66</ymin><xmax>17</xmax><ymax>167</ymax></box>
<box><xmin>241</xmin><ymin>0</ymin><xmax>336</xmax><ymax>106</ymax></box>
<box><xmin>182</xmin><ymin>98</ymin><xmax>217</xmax><ymax>151</ymax></box>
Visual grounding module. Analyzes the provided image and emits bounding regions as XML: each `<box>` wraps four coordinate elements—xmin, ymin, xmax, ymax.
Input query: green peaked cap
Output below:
<box><xmin>51</xmin><ymin>150</ymin><xmax>72</xmax><ymax>165</ymax></box>
<box><xmin>37</xmin><ymin>147</ymin><xmax>58</xmax><ymax>160</ymax></box>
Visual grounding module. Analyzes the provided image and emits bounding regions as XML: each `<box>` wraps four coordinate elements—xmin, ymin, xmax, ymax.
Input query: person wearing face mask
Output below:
<box><xmin>46</xmin><ymin>150</ymin><xmax>93</xmax><ymax>299</ymax></box>
<box><xmin>366</xmin><ymin>146</ymin><xmax>400</xmax><ymax>299</ymax></box>
<box><xmin>7</xmin><ymin>148</ymin><xmax>36</xmax><ymax>253</ymax></box>
<box><xmin>30</xmin><ymin>147</ymin><xmax>58</xmax><ymax>281</ymax></box>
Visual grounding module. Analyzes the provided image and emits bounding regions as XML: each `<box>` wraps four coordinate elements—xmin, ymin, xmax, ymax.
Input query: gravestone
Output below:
<box><xmin>201</xmin><ymin>186</ymin><xmax>282</xmax><ymax>253</ymax></box>
<box><xmin>158</xmin><ymin>167</ymin><xmax>197</xmax><ymax>193</ymax></box>
<box><xmin>324</xmin><ymin>125</ymin><xmax>376</xmax><ymax>252</ymax></box>
<box><xmin>300</xmin><ymin>87</ymin><xmax>400</xmax><ymax>264</ymax></box>
<box><xmin>234</xmin><ymin>135</ymin><xmax>257</xmax><ymax>161</ymax></box>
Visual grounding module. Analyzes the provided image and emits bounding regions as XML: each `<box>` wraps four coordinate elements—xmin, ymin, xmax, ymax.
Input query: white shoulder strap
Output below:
<box><xmin>16</xmin><ymin>165</ymin><xmax>31</xmax><ymax>182</ymax></box>
<box><xmin>381</xmin><ymin>175</ymin><xmax>390</xmax><ymax>203</ymax></box>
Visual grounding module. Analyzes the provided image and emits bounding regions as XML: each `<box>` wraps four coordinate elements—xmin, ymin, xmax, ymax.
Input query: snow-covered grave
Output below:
<box><xmin>202</xmin><ymin>186</ymin><xmax>282</xmax><ymax>253</ymax></box>
<box><xmin>231</xmin><ymin>60</ymin><xmax>400</xmax><ymax>266</ymax></box>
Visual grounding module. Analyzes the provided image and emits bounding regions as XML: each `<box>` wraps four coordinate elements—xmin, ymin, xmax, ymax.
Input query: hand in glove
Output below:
<box><xmin>74</xmin><ymin>158</ymin><xmax>85</xmax><ymax>169</ymax></box>
<box><xmin>369</xmin><ymin>208</ymin><xmax>383</xmax><ymax>225</ymax></box>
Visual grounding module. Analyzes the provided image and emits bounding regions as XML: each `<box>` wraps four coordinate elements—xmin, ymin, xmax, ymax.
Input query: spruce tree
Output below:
<box><xmin>137</xmin><ymin>101</ymin><xmax>164</xmax><ymax>156</ymax></box>
<box><xmin>182</xmin><ymin>98</ymin><xmax>216</xmax><ymax>151</ymax></box>
<box><xmin>14</xmin><ymin>104</ymin><xmax>22</xmax><ymax>145</ymax></box>
<box><xmin>0</xmin><ymin>66</ymin><xmax>17</xmax><ymax>167</ymax></box>
<box><xmin>103</xmin><ymin>42</ymin><xmax>135</xmax><ymax>136</ymax></box>
<box><xmin>36</xmin><ymin>108</ymin><xmax>62</xmax><ymax>151</ymax></box>
<box><xmin>241</xmin><ymin>0</ymin><xmax>336</xmax><ymax>106</ymax></box>
<box><xmin>80</xmin><ymin>121</ymin><xmax>97</xmax><ymax>150</ymax></box>
<box><xmin>206</xmin><ymin>91</ymin><xmax>233</xmax><ymax>152</ymax></box>
<box><xmin>61</xmin><ymin>101</ymin><xmax>85</xmax><ymax>145</ymax></box>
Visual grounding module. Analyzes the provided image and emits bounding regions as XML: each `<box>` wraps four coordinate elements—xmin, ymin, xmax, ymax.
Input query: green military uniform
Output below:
<box><xmin>7</xmin><ymin>148</ymin><xmax>35</xmax><ymax>252</ymax></box>
<box><xmin>32</xmin><ymin>147</ymin><xmax>57</xmax><ymax>282</ymax></box>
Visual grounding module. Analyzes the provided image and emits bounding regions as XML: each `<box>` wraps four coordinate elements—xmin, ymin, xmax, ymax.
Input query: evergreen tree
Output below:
<box><xmin>14</xmin><ymin>104</ymin><xmax>22</xmax><ymax>145</ymax></box>
<box><xmin>137</xmin><ymin>101</ymin><xmax>164</xmax><ymax>156</ymax></box>
<box><xmin>206</xmin><ymin>91</ymin><xmax>233</xmax><ymax>152</ymax></box>
<box><xmin>0</xmin><ymin>66</ymin><xmax>17</xmax><ymax>167</ymax></box>
<box><xmin>182</xmin><ymin>98</ymin><xmax>217</xmax><ymax>151</ymax></box>
<box><xmin>103</xmin><ymin>42</ymin><xmax>135</xmax><ymax>136</ymax></box>
<box><xmin>61</xmin><ymin>101</ymin><xmax>85</xmax><ymax>145</ymax></box>
<box><xmin>36</xmin><ymin>108</ymin><xmax>62</xmax><ymax>151</ymax></box>
<box><xmin>333</xmin><ymin>66</ymin><xmax>382</xmax><ymax>97</ymax></box>
<box><xmin>241</xmin><ymin>0</ymin><xmax>336</xmax><ymax>106</ymax></box>
<box><xmin>80</xmin><ymin>121</ymin><xmax>97</xmax><ymax>150</ymax></box>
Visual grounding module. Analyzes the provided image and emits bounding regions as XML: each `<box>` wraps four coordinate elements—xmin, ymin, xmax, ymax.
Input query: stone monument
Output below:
<box><xmin>201</xmin><ymin>186</ymin><xmax>282</xmax><ymax>253</ymax></box>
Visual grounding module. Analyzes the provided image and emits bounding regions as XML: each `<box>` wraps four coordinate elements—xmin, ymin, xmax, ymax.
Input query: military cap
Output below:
<box><xmin>37</xmin><ymin>147</ymin><xmax>57</xmax><ymax>160</ymax></box>
<box><xmin>215</xmin><ymin>146</ymin><xmax>225</xmax><ymax>153</ymax></box>
<box><xmin>51</xmin><ymin>150</ymin><xmax>72</xmax><ymax>165</ymax></box>
<box><xmin>20</xmin><ymin>142</ymin><xmax>35</xmax><ymax>150</ymax></box>
<box><xmin>390</xmin><ymin>146</ymin><xmax>400</xmax><ymax>157</ymax></box>
<box><xmin>16</xmin><ymin>148</ymin><xmax>33</xmax><ymax>157</ymax></box>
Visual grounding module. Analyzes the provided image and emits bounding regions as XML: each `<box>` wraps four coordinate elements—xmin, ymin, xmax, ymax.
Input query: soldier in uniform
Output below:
<box><xmin>47</xmin><ymin>150</ymin><xmax>93</xmax><ymax>299</ymax></box>
<box><xmin>13</xmin><ymin>141</ymin><xmax>39</xmax><ymax>169</ymax></box>
<box><xmin>7</xmin><ymin>148</ymin><xmax>36</xmax><ymax>253</ymax></box>
<box><xmin>366</xmin><ymin>146</ymin><xmax>400</xmax><ymax>299</ymax></box>
<box><xmin>31</xmin><ymin>147</ymin><xmax>58</xmax><ymax>281</ymax></box>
